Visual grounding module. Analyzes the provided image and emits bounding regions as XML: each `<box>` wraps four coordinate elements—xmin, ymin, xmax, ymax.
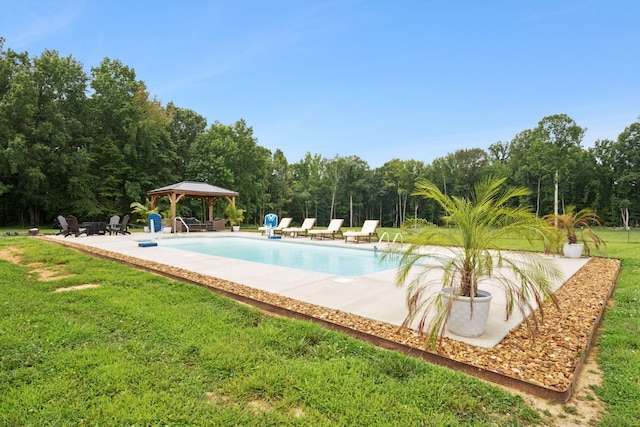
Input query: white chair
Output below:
<box><xmin>258</xmin><ymin>217</ymin><xmax>293</xmax><ymax>235</ymax></box>
<box><xmin>343</xmin><ymin>220</ymin><xmax>379</xmax><ymax>243</ymax></box>
<box><xmin>282</xmin><ymin>218</ymin><xmax>316</xmax><ymax>237</ymax></box>
<box><xmin>308</xmin><ymin>219</ymin><xmax>344</xmax><ymax>240</ymax></box>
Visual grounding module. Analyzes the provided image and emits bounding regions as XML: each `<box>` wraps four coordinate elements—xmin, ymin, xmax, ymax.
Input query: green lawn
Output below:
<box><xmin>589</xmin><ymin>230</ymin><xmax>640</xmax><ymax>426</ymax></box>
<box><xmin>0</xmin><ymin>228</ymin><xmax>638</xmax><ymax>426</ymax></box>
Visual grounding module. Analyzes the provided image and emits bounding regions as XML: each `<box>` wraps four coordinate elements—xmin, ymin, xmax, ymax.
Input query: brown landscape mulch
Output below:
<box><xmin>45</xmin><ymin>237</ymin><xmax>620</xmax><ymax>400</ymax></box>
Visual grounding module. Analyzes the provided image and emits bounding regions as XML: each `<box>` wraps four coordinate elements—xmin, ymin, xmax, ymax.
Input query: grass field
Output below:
<box><xmin>0</xmin><ymin>227</ymin><xmax>638</xmax><ymax>425</ymax></box>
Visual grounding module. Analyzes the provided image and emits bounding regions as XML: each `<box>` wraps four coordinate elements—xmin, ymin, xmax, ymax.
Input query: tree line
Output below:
<box><xmin>1</xmin><ymin>39</ymin><xmax>638</xmax><ymax>229</ymax></box>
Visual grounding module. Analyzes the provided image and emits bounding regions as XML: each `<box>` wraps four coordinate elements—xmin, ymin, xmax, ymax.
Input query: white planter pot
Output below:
<box><xmin>440</xmin><ymin>287</ymin><xmax>493</xmax><ymax>337</ymax></box>
<box><xmin>563</xmin><ymin>243</ymin><xmax>584</xmax><ymax>259</ymax></box>
<box><xmin>232</xmin><ymin>225</ymin><xmax>240</xmax><ymax>232</ymax></box>
<box><xmin>144</xmin><ymin>226</ymin><xmax>149</xmax><ymax>233</ymax></box>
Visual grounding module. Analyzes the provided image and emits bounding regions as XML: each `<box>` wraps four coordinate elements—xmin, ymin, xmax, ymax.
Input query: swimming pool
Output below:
<box><xmin>160</xmin><ymin>237</ymin><xmax>397</xmax><ymax>276</ymax></box>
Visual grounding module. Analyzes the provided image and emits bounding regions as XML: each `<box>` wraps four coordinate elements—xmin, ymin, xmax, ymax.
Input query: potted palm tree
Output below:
<box><xmin>224</xmin><ymin>204</ymin><xmax>245</xmax><ymax>232</ymax></box>
<box><xmin>544</xmin><ymin>206</ymin><xmax>604</xmax><ymax>258</ymax></box>
<box><xmin>389</xmin><ymin>176</ymin><xmax>563</xmax><ymax>349</ymax></box>
<box><xmin>130</xmin><ymin>199</ymin><xmax>162</xmax><ymax>232</ymax></box>
<box><xmin>129</xmin><ymin>199</ymin><xmax>171</xmax><ymax>233</ymax></box>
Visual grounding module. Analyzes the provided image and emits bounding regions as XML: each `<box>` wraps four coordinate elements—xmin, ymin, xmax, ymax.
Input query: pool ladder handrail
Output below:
<box><xmin>376</xmin><ymin>231</ymin><xmax>403</xmax><ymax>249</ymax></box>
<box><xmin>174</xmin><ymin>216</ymin><xmax>189</xmax><ymax>233</ymax></box>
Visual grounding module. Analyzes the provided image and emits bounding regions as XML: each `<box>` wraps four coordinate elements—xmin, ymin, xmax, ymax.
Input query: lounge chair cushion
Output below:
<box><xmin>282</xmin><ymin>218</ymin><xmax>316</xmax><ymax>237</ymax></box>
<box><xmin>308</xmin><ymin>219</ymin><xmax>344</xmax><ymax>240</ymax></box>
<box><xmin>344</xmin><ymin>220</ymin><xmax>379</xmax><ymax>243</ymax></box>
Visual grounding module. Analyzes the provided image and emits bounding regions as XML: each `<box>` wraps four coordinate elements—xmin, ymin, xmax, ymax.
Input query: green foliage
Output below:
<box><xmin>0</xmin><ymin>47</ymin><xmax>96</xmax><ymax>224</ymax></box>
<box><xmin>129</xmin><ymin>198</ymin><xmax>166</xmax><ymax>225</ymax></box>
<box><xmin>185</xmin><ymin>120</ymin><xmax>271</xmax><ymax>222</ymax></box>
<box><xmin>389</xmin><ymin>176</ymin><xmax>563</xmax><ymax>349</ymax></box>
<box><xmin>223</xmin><ymin>203</ymin><xmax>245</xmax><ymax>226</ymax></box>
<box><xmin>379</xmin><ymin>158</ymin><xmax>425</xmax><ymax>228</ymax></box>
<box><xmin>593</xmin><ymin>121</ymin><xmax>640</xmax><ymax>226</ymax></box>
<box><xmin>290</xmin><ymin>153</ymin><xmax>323</xmax><ymax>220</ymax></box>
<box><xmin>506</xmin><ymin>114</ymin><xmax>590</xmax><ymax>217</ymax></box>
<box><xmin>268</xmin><ymin>149</ymin><xmax>293</xmax><ymax>218</ymax></box>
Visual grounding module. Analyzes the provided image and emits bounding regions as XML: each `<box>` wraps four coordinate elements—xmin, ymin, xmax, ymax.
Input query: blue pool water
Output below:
<box><xmin>160</xmin><ymin>237</ymin><xmax>397</xmax><ymax>276</ymax></box>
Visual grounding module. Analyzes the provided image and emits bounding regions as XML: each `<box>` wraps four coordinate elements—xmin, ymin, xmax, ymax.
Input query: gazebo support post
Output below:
<box><xmin>205</xmin><ymin>197</ymin><xmax>215</xmax><ymax>222</ymax></box>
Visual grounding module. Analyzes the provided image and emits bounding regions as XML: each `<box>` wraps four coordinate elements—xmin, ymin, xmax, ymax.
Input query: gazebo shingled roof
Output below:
<box><xmin>148</xmin><ymin>181</ymin><xmax>238</xmax><ymax>229</ymax></box>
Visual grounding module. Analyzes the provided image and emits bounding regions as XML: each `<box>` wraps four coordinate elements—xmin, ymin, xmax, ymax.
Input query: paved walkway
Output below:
<box><xmin>45</xmin><ymin>231</ymin><xmax>589</xmax><ymax>348</ymax></box>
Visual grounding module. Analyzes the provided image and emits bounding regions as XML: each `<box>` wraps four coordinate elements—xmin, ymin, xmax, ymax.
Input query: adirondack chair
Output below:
<box><xmin>106</xmin><ymin>215</ymin><xmax>120</xmax><ymax>234</ymax></box>
<box><xmin>64</xmin><ymin>215</ymin><xmax>88</xmax><ymax>237</ymax></box>
<box><xmin>110</xmin><ymin>214</ymin><xmax>131</xmax><ymax>235</ymax></box>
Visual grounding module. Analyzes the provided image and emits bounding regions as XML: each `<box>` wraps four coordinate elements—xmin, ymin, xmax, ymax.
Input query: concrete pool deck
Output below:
<box><xmin>45</xmin><ymin>231</ymin><xmax>589</xmax><ymax>349</ymax></box>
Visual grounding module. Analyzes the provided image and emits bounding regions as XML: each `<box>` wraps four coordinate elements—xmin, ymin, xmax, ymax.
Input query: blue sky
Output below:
<box><xmin>2</xmin><ymin>1</ymin><xmax>638</xmax><ymax>167</ymax></box>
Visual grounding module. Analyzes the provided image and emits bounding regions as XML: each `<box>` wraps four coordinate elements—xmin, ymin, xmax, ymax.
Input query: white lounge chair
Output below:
<box><xmin>282</xmin><ymin>218</ymin><xmax>316</xmax><ymax>237</ymax></box>
<box><xmin>259</xmin><ymin>217</ymin><xmax>293</xmax><ymax>235</ymax></box>
<box><xmin>343</xmin><ymin>220</ymin><xmax>379</xmax><ymax>243</ymax></box>
<box><xmin>308</xmin><ymin>219</ymin><xmax>344</xmax><ymax>240</ymax></box>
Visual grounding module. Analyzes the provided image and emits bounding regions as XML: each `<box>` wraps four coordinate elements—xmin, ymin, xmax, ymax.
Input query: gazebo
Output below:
<box><xmin>148</xmin><ymin>181</ymin><xmax>239</xmax><ymax>230</ymax></box>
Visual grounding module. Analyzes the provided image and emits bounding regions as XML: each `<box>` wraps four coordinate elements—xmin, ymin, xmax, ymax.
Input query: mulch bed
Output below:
<box><xmin>45</xmin><ymin>237</ymin><xmax>620</xmax><ymax>401</ymax></box>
